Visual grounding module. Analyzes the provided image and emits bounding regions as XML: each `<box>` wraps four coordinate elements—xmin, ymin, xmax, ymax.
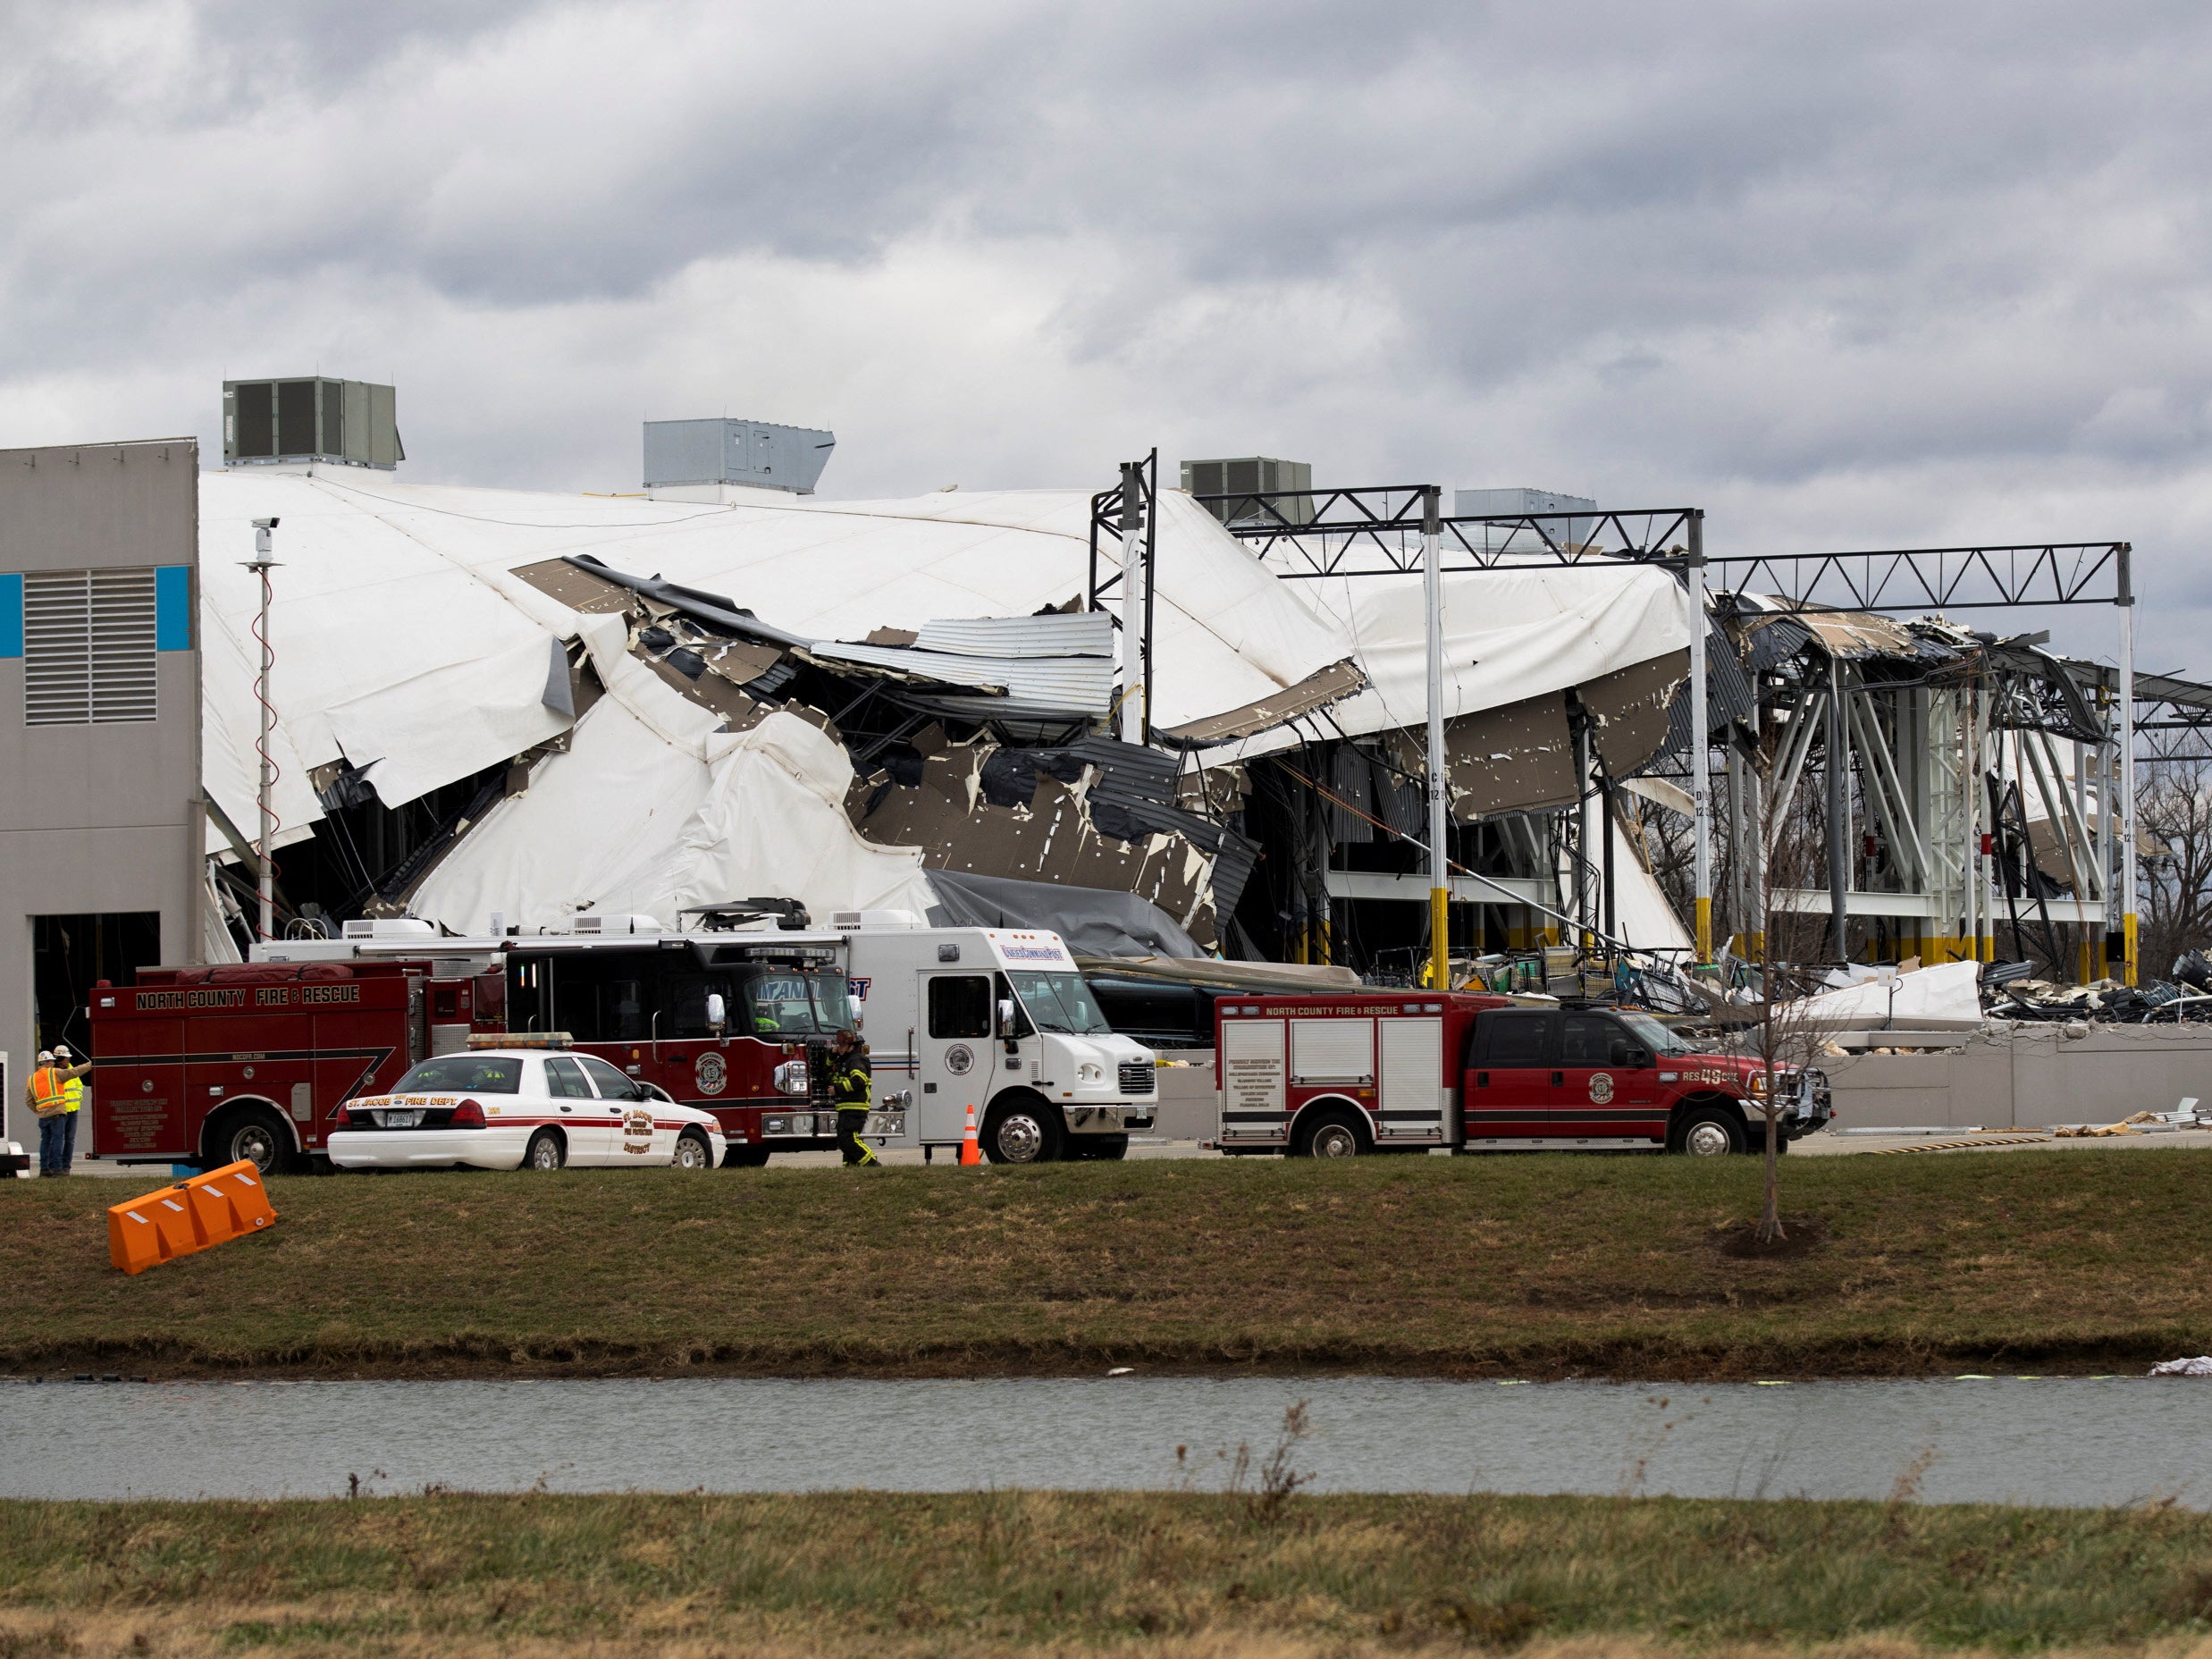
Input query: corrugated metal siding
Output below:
<box><xmin>809</xmin><ymin>642</ymin><xmax>1115</xmax><ymax>716</ymax></box>
<box><xmin>914</xmin><ymin>613</ymin><xmax>1113</xmax><ymax>660</ymax></box>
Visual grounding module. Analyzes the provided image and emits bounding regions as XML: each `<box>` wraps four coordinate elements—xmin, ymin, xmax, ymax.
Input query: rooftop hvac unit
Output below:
<box><xmin>1180</xmin><ymin>457</ymin><xmax>1314</xmax><ymax>526</ymax></box>
<box><xmin>223</xmin><ymin>378</ymin><xmax>402</xmax><ymax>469</ymax></box>
<box><xmin>1453</xmin><ymin>486</ymin><xmax>1597</xmax><ymax>551</ymax></box>
<box><xmin>643</xmin><ymin>418</ymin><xmax>835</xmax><ymax>495</ymax></box>
<box><xmin>341</xmin><ymin>918</ymin><xmax>436</xmax><ymax>939</ymax></box>
<box><xmin>568</xmin><ymin>914</ymin><xmax>664</xmax><ymax>935</ymax></box>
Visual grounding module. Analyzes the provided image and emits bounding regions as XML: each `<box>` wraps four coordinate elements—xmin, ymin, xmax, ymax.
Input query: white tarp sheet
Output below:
<box><xmin>411</xmin><ymin>700</ymin><xmax>938</xmax><ymax>935</ymax></box>
<box><xmin>1786</xmin><ymin>959</ymin><xmax>1985</xmax><ymax>1031</ymax></box>
<box><xmin>196</xmin><ymin>471</ymin><xmax>1358</xmax><ymax>857</ymax></box>
<box><xmin>1219</xmin><ymin>562</ymin><xmax>1696</xmax><ymax>759</ymax></box>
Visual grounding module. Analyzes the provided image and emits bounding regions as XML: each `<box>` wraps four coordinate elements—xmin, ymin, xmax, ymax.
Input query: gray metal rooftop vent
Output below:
<box><xmin>644</xmin><ymin>418</ymin><xmax>834</xmax><ymax>496</ymax></box>
<box><xmin>1453</xmin><ymin>487</ymin><xmax>1596</xmax><ymax>550</ymax></box>
<box><xmin>1181</xmin><ymin>457</ymin><xmax>1313</xmax><ymax>526</ymax></box>
<box><xmin>223</xmin><ymin>378</ymin><xmax>401</xmax><ymax>469</ymax></box>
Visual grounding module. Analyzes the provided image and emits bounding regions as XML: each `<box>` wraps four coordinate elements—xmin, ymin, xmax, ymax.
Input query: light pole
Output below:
<box><xmin>1119</xmin><ymin>465</ymin><xmax>1146</xmax><ymax>744</ymax></box>
<box><xmin>245</xmin><ymin>518</ymin><xmax>282</xmax><ymax>941</ymax></box>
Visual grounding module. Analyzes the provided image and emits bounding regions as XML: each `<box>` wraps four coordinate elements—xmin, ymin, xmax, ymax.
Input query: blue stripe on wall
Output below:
<box><xmin>156</xmin><ymin>565</ymin><xmax>191</xmax><ymax>652</ymax></box>
<box><xmin>0</xmin><ymin>573</ymin><xmax>21</xmax><ymax>658</ymax></box>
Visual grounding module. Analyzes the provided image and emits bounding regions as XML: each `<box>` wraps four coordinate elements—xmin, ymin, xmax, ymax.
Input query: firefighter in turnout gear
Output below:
<box><xmin>829</xmin><ymin>1028</ymin><xmax>879</xmax><ymax>1166</ymax></box>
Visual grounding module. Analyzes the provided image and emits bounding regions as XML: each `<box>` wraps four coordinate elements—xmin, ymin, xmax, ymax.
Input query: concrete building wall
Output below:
<box><xmin>1826</xmin><ymin>1025</ymin><xmax>2212</xmax><ymax>1130</ymax></box>
<box><xmin>0</xmin><ymin>439</ymin><xmax>202</xmax><ymax>1154</ymax></box>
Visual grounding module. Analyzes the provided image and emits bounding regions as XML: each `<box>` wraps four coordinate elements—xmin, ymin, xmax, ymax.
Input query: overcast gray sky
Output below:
<box><xmin>4</xmin><ymin>0</ymin><xmax>2208</xmax><ymax>669</ymax></box>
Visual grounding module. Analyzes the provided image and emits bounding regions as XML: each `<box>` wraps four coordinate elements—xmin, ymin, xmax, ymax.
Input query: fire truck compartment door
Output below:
<box><xmin>916</xmin><ymin>973</ymin><xmax>991</xmax><ymax>1143</ymax></box>
<box><xmin>100</xmin><ymin>1017</ymin><xmax>185</xmax><ymax>1158</ymax></box>
<box><xmin>1376</xmin><ymin>1018</ymin><xmax>1444</xmax><ymax>1141</ymax></box>
<box><xmin>1218</xmin><ymin>1017</ymin><xmax>1287</xmax><ymax>1142</ymax></box>
<box><xmin>1289</xmin><ymin>1019</ymin><xmax>1373</xmax><ymax>1085</ymax></box>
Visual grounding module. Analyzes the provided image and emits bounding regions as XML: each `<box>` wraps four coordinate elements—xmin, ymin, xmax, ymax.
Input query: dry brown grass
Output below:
<box><xmin>6</xmin><ymin>1150</ymin><xmax>2211</xmax><ymax>1378</ymax></box>
<box><xmin>8</xmin><ymin>1489</ymin><xmax>2212</xmax><ymax>1656</ymax></box>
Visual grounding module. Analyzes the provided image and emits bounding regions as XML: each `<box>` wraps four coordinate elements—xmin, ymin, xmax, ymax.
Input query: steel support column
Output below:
<box><xmin>1422</xmin><ymin>486</ymin><xmax>1449</xmax><ymax>990</ymax></box>
<box><xmin>1688</xmin><ymin>512</ymin><xmax>1712</xmax><ymax>960</ymax></box>
<box><xmin>2118</xmin><ymin>545</ymin><xmax>2138</xmax><ymax>984</ymax></box>
<box><xmin>1827</xmin><ymin>658</ymin><xmax>1850</xmax><ymax>960</ymax></box>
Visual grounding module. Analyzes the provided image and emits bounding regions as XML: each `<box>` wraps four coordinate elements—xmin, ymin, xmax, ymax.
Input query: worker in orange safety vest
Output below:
<box><xmin>26</xmin><ymin>1048</ymin><xmax>88</xmax><ymax>1177</ymax></box>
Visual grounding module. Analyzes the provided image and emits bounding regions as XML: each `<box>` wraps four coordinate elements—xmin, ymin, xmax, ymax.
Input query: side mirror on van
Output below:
<box><xmin>997</xmin><ymin>998</ymin><xmax>1017</xmax><ymax>1040</ymax></box>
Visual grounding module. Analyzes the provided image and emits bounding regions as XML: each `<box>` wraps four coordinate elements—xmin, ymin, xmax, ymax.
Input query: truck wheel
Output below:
<box><xmin>984</xmin><ymin>1098</ymin><xmax>1064</xmax><ymax>1165</ymax></box>
<box><xmin>524</xmin><ymin>1128</ymin><xmax>566</xmax><ymax>1170</ymax></box>
<box><xmin>212</xmin><ymin>1107</ymin><xmax>291</xmax><ymax>1175</ymax></box>
<box><xmin>1298</xmin><ymin>1107</ymin><xmax>1367</xmax><ymax>1158</ymax></box>
<box><xmin>1671</xmin><ymin>1105</ymin><xmax>1745</xmax><ymax>1157</ymax></box>
<box><xmin>722</xmin><ymin>1145</ymin><xmax>770</xmax><ymax>1168</ymax></box>
<box><xmin>1068</xmin><ymin>1134</ymin><xmax>1130</xmax><ymax>1162</ymax></box>
<box><xmin>671</xmin><ymin>1130</ymin><xmax>714</xmax><ymax>1170</ymax></box>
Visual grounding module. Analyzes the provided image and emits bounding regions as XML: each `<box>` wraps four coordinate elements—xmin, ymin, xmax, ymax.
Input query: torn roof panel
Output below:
<box><xmin>1217</xmin><ymin>562</ymin><xmax>1697</xmax><ymax>763</ymax></box>
<box><xmin>1157</xmin><ymin>660</ymin><xmax>1367</xmax><ymax>746</ymax></box>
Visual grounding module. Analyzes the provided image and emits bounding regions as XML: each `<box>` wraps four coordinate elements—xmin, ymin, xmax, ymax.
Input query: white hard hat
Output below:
<box><xmin>51</xmin><ymin>1045</ymin><xmax>71</xmax><ymax>1058</ymax></box>
<box><xmin>37</xmin><ymin>1050</ymin><xmax>53</xmax><ymax>1063</ymax></box>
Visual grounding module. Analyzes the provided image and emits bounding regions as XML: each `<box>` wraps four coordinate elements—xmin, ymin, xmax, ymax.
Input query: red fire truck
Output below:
<box><xmin>86</xmin><ymin>958</ymin><xmax>500</xmax><ymax>1172</ymax></box>
<box><xmin>1214</xmin><ymin>992</ymin><xmax>1830</xmax><ymax>1157</ymax></box>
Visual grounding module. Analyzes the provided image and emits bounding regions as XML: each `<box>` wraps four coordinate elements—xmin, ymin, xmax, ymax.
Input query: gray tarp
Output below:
<box><xmin>923</xmin><ymin>872</ymin><xmax>1201</xmax><ymax>959</ymax></box>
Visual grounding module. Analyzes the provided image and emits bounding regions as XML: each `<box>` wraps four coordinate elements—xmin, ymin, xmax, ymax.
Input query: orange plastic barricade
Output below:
<box><xmin>184</xmin><ymin>1160</ymin><xmax>277</xmax><ymax>1244</ymax></box>
<box><xmin>106</xmin><ymin>1160</ymin><xmax>278</xmax><ymax>1275</ymax></box>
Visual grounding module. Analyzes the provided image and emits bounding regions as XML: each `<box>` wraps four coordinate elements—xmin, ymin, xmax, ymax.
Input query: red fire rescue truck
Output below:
<box><xmin>1214</xmin><ymin>992</ymin><xmax>1830</xmax><ymax>1157</ymax></box>
<box><xmin>86</xmin><ymin>958</ymin><xmax>499</xmax><ymax>1172</ymax></box>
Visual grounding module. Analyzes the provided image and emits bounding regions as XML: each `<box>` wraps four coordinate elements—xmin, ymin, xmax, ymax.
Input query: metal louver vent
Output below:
<box><xmin>24</xmin><ymin>568</ymin><xmax>159</xmax><ymax>725</ymax></box>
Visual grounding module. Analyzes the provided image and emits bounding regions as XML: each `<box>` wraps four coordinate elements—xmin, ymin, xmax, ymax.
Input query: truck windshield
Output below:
<box><xmin>745</xmin><ymin>971</ymin><xmax>857</xmax><ymax>1037</ymax></box>
<box><xmin>391</xmin><ymin>1056</ymin><xmax>522</xmax><ymax>1095</ymax></box>
<box><xmin>1617</xmin><ymin>1013</ymin><xmax>1691</xmax><ymax>1057</ymax></box>
<box><xmin>1007</xmin><ymin>971</ymin><xmax>1114</xmax><ymax>1035</ymax></box>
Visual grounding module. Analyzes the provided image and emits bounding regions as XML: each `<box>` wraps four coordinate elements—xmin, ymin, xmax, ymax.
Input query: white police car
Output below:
<box><xmin>328</xmin><ymin>1041</ymin><xmax>725</xmax><ymax>1172</ymax></box>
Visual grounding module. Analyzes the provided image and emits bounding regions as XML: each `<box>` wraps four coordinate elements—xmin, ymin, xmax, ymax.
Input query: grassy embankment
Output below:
<box><xmin>5</xmin><ymin>1150</ymin><xmax>2208</xmax><ymax>1378</ymax></box>
<box><xmin>9</xmin><ymin>1488</ymin><xmax>2212</xmax><ymax>1656</ymax></box>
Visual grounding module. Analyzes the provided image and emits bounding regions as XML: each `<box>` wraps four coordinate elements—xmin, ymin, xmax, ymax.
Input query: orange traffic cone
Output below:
<box><xmin>960</xmin><ymin>1101</ymin><xmax>982</xmax><ymax>1166</ymax></box>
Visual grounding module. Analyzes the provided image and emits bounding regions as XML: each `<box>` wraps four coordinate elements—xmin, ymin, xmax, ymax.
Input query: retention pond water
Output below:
<box><xmin>4</xmin><ymin>1375</ymin><xmax>2201</xmax><ymax>1506</ymax></box>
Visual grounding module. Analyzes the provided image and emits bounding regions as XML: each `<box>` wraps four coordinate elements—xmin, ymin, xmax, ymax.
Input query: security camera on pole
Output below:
<box><xmin>244</xmin><ymin>518</ymin><xmax>282</xmax><ymax>941</ymax></box>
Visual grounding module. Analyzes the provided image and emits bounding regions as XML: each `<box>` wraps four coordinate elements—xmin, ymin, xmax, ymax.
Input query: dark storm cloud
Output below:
<box><xmin>4</xmin><ymin>0</ymin><xmax>2212</xmax><ymax>665</ymax></box>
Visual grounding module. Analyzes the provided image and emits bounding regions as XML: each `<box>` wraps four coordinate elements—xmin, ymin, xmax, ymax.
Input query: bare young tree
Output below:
<box><xmin>2138</xmin><ymin>752</ymin><xmax>2212</xmax><ymax>979</ymax></box>
<box><xmin>1738</xmin><ymin>728</ymin><xmax>1855</xmax><ymax>1244</ymax></box>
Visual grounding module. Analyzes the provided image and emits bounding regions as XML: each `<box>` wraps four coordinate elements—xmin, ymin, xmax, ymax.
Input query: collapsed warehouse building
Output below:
<box><xmin>184</xmin><ymin>426</ymin><xmax>2207</xmax><ymax>997</ymax></box>
<box><xmin>189</xmin><ymin>454</ymin><xmax>1703</xmax><ymax>972</ymax></box>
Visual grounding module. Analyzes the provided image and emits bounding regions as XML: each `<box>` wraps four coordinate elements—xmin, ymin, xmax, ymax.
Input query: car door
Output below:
<box><xmin>542</xmin><ymin>1055</ymin><xmax>616</xmax><ymax>1165</ymax></box>
<box><xmin>576</xmin><ymin>1054</ymin><xmax>655</xmax><ymax>1163</ymax></box>
<box><xmin>1598</xmin><ymin>1017</ymin><xmax>1663</xmax><ymax>1132</ymax></box>
<box><xmin>915</xmin><ymin>973</ymin><xmax>992</xmax><ymax>1144</ymax></box>
<box><xmin>1464</xmin><ymin>1010</ymin><xmax>1552</xmax><ymax>1141</ymax></box>
<box><xmin>1552</xmin><ymin>1012</ymin><xmax>1627</xmax><ymax>1135</ymax></box>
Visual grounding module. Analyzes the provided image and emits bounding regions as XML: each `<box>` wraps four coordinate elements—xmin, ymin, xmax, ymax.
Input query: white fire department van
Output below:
<box><xmin>837</xmin><ymin>918</ymin><xmax>1160</xmax><ymax>1162</ymax></box>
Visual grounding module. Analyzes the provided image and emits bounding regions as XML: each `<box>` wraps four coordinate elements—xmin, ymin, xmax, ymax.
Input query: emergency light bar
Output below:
<box><xmin>469</xmin><ymin>1032</ymin><xmax>572</xmax><ymax>1049</ymax></box>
